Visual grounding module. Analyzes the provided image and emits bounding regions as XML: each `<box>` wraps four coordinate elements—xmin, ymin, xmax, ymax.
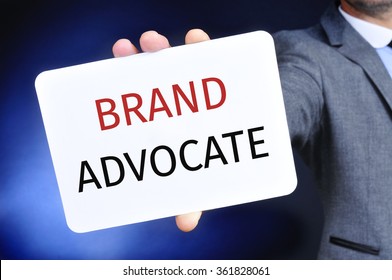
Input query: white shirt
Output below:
<box><xmin>339</xmin><ymin>6</ymin><xmax>392</xmax><ymax>78</ymax></box>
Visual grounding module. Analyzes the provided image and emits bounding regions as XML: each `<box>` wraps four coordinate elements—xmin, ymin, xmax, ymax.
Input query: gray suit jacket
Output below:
<box><xmin>274</xmin><ymin>1</ymin><xmax>392</xmax><ymax>259</ymax></box>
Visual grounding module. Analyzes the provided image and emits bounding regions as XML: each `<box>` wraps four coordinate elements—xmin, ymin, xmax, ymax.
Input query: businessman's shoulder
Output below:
<box><xmin>273</xmin><ymin>24</ymin><xmax>329</xmax><ymax>55</ymax></box>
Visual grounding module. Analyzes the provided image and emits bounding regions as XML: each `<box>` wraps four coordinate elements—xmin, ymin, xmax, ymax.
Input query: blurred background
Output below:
<box><xmin>0</xmin><ymin>0</ymin><xmax>331</xmax><ymax>259</ymax></box>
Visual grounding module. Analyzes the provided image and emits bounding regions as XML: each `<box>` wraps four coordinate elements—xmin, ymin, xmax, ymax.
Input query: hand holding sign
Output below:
<box><xmin>112</xmin><ymin>29</ymin><xmax>209</xmax><ymax>232</ymax></box>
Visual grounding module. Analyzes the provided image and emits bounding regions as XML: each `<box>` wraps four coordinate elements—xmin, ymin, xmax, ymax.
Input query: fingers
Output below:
<box><xmin>113</xmin><ymin>29</ymin><xmax>210</xmax><ymax>58</ymax></box>
<box><xmin>185</xmin><ymin>29</ymin><xmax>210</xmax><ymax>44</ymax></box>
<box><xmin>175</xmin><ymin>211</ymin><xmax>202</xmax><ymax>232</ymax></box>
<box><xmin>112</xmin><ymin>30</ymin><xmax>170</xmax><ymax>58</ymax></box>
<box><xmin>139</xmin><ymin>30</ymin><xmax>171</xmax><ymax>52</ymax></box>
<box><xmin>112</xmin><ymin>38</ymin><xmax>139</xmax><ymax>57</ymax></box>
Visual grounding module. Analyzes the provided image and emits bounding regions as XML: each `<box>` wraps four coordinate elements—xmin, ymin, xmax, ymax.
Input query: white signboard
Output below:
<box><xmin>35</xmin><ymin>31</ymin><xmax>297</xmax><ymax>233</ymax></box>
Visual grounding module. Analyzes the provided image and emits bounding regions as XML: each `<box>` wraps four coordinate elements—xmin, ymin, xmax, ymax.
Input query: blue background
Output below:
<box><xmin>0</xmin><ymin>0</ymin><xmax>330</xmax><ymax>259</ymax></box>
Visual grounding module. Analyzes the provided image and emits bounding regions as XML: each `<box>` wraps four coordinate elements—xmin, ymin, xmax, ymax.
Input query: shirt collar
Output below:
<box><xmin>339</xmin><ymin>6</ymin><xmax>392</xmax><ymax>48</ymax></box>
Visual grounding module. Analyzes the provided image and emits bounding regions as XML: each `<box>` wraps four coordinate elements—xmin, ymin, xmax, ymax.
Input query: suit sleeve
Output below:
<box><xmin>273</xmin><ymin>30</ymin><xmax>324</xmax><ymax>152</ymax></box>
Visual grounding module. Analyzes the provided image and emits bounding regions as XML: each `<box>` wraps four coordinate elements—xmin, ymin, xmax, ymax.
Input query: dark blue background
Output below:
<box><xmin>0</xmin><ymin>0</ymin><xmax>330</xmax><ymax>259</ymax></box>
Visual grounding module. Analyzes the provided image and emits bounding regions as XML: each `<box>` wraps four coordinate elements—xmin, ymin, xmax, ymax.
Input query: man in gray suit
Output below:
<box><xmin>112</xmin><ymin>0</ymin><xmax>392</xmax><ymax>259</ymax></box>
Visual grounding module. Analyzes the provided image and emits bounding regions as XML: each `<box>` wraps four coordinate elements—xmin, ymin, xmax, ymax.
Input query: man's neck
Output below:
<box><xmin>341</xmin><ymin>1</ymin><xmax>392</xmax><ymax>29</ymax></box>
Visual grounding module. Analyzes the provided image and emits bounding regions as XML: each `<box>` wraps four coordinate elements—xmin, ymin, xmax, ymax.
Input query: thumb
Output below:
<box><xmin>175</xmin><ymin>211</ymin><xmax>202</xmax><ymax>232</ymax></box>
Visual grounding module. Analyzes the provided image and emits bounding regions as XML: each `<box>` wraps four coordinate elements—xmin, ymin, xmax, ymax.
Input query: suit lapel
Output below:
<box><xmin>338</xmin><ymin>42</ymin><xmax>392</xmax><ymax>110</ymax></box>
<box><xmin>321</xmin><ymin>2</ymin><xmax>392</xmax><ymax>111</ymax></box>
